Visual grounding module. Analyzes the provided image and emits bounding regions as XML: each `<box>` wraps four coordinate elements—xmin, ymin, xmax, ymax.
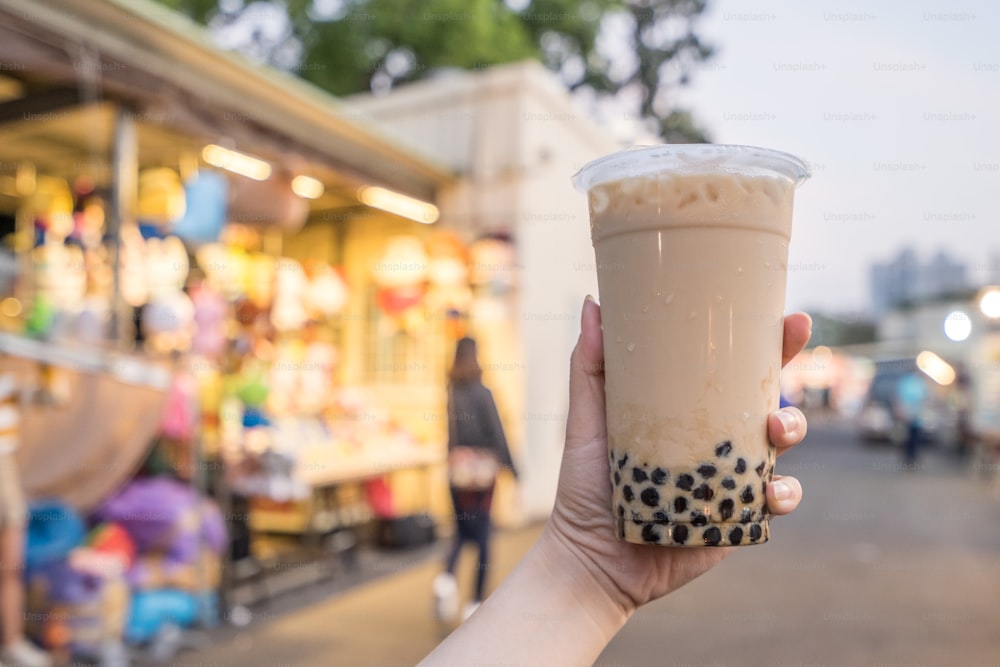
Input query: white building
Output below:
<box><xmin>870</xmin><ymin>248</ymin><xmax>969</xmax><ymax>316</ymax></box>
<box><xmin>347</xmin><ymin>61</ymin><xmax>622</xmax><ymax>521</ymax></box>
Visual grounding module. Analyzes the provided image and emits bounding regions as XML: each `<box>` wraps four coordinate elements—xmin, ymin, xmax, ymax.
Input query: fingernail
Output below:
<box><xmin>772</xmin><ymin>480</ymin><xmax>791</xmax><ymax>501</ymax></box>
<box><xmin>777</xmin><ymin>410</ymin><xmax>799</xmax><ymax>434</ymax></box>
<box><xmin>585</xmin><ymin>294</ymin><xmax>595</xmax><ymax>304</ymax></box>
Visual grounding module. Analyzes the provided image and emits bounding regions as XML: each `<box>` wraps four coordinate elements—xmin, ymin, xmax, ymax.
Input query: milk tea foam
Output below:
<box><xmin>588</xmin><ymin>170</ymin><xmax>797</xmax><ymax>547</ymax></box>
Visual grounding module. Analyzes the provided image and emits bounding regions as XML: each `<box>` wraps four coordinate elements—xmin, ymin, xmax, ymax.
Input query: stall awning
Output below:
<box><xmin>0</xmin><ymin>0</ymin><xmax>455</xmax><ymax>203</ymax></box>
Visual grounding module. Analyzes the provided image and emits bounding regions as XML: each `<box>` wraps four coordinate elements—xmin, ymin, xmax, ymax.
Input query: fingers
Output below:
<box><xmin>766</xmin><ymin>474</ymin><xmax>802</xmax><ymax>515</ymax></box>
<box><xmin>565</xmin><ymin>296</ymin><xmax>607</xmax><ymax>450</ymax></box>
<box><xmin>781</xmin><ymin>313</ymin><xmax>812</xmax><ymax>367</ymax></box>
<box><xmin>768</xmin><ymin>407</ymin><xmax>808</xmax><ymax>456</ymax></box>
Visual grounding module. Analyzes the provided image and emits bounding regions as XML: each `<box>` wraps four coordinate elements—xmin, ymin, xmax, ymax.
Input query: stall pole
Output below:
<box><xmin>108</xmin><ymin>107</ymin><xmax>138</xmax><ymax>348</ymax></box>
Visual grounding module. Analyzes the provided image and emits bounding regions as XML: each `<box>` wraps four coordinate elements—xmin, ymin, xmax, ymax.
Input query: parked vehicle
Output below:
<box><xmin>858</xmin><ymin>359</ymin><xmax>956</xmax><ymax>447</ymax></box>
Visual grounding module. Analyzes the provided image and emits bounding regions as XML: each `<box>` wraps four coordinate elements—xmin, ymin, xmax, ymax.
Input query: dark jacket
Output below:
<box><xmin>447</xmin><ymin>380</ymin><xmax>517</xmax><ymax>478</ymax></box>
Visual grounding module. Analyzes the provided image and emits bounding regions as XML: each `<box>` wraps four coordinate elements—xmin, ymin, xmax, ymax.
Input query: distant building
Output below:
<box><xmin>989</xmin><ymin>251</ymin><xmax>1000</xmax><ymax>284</ymax></box>
<box><xmin>871</xmin><ymin>247</ymin><xmax>969</xmax><ymax>315</ymax></box>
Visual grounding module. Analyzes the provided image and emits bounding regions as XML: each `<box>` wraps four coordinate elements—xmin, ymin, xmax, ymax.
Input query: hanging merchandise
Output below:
<box><xmin>142</xmin><ymin>292</ymin><xmax>195</xmax><ymax>353</ymax></box>
<box><xmin>227</xmin><ymin>171</ymin><xmax>309</xmax><ymax>232</ymax></box>
<box><xmin>304</xmin><ymin>261</ymin><xmax>348</xmax><ymax>319</ymax></box>
<box><xmin>170</xmin><ymin>170</ymin><xmax>228</xmax><ymax>244</ymax></box>
<box><xmin>29</xmin><ymin>241</ymin><xmax>87</xmax><ymax>339</ymax></box>
<box><xmin>468</xmin><ymin>234</ymin><xmax>517</xmax><ymax>296</ymax></box>
<box><xmin>25</xmin><ymin>175</ymin><xmax>74</xmax><ymax>246</ymax></box>
<box><xmin>372</xmin><ymin>236</ymin><xmax>428</xmax><ymax>318</ymax></box>
<box><xmin>234</xmin><ymin>359</ymin><xmax>270</xmax><ymax>429</ymax></box>
<box><xmin>65</xmin><ymin>178</ymin><xmax>107</xmax><ymax>250</ymax></box>
<box><xmin>270</xmin><ymin>258</ymin><xmax>309</xmax><ymax>333</ymax></box>
<box><xmin>159</xmin><ymin>370</ymin><xmax>198</xmax><ymax>442</ymax></box>
<box><xmin>146</xmin><ymin>236</ymin><xmax>189</xmax><ymax>299</ymax></box>
<box><xmin>120</xmin><ymin>226</ymin><xmax>150</xmax><ymax>308</ymax></box>
<box><xmin>137</xmin><ymin>168</ymin><xmax>186</xmax><ymax>238</ymax></box>
<box><xmin>197</xmin><ymin>243</ymin><xmax>236</xmax><ymax>300</ymax></box>
<box><xmin>142</xmin><ymin>237</ymin><xmax>195</xmax><ymax>352</ymax></box>
<box><xmin>425</xmin><ymin>230</ymin><xmax>472</xmax><ymax>314</ymax></box>
<box><xmin>246</xmin><ymin>251</ymin><xmax>276</xmax><ymax>308</ymax></box>
<box><xmin>189</xmin><ymin>281</ymin><xmax>227</xmax><ymax>359</ymax></box>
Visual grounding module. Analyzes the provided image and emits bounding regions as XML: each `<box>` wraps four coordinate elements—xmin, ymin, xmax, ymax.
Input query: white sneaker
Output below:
<box><xmin>1</xmin><ymin>640</ymin><xmax>52</xmax><ymax>667</ymax></box>
<box><xmin>461</xmin><ymin>601</ymin><xmax>481</xmax><ymax>622</ymax></box>
<box><xmin>433</xmin><ymin>572</ymin><xmax>459</xmax><ymax>622</ymax></box>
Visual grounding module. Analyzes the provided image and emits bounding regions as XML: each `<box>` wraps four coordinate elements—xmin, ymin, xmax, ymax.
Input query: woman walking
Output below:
<box><xmin>434</xmin><ymin>337</ymin><xmax>517</xmax><ymax>623</ymax></box>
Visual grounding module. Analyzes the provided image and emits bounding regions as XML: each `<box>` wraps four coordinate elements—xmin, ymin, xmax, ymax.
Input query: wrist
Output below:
<box><xmin>534</xmin><ymin>522</ymin><xmax>634</xmax><ymax>635</ymax></box>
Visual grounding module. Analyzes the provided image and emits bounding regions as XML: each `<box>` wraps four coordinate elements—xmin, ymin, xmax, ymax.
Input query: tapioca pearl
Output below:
<box><xmin>651</xmin><ymin>468</ymin><xmax>668</xmax><ymax>485</ymax></box>
<box><xmin>755</xmin><ymin>461</ymin><xmax>766</xmax><ymax>477</ymax></box>
<box><xmin>692</xmin><ymin>484</ymin><xmax>715</xmax><ymax>501</ymax></box>
<box><xmin>652</xmin><ymin>511</ymin><xmax>670</xmax><ymax>525</ymax></box>
<box><xmin>703</xmin><ymin>527</ymin><xmax>722</xmax><ymax>546</ymax></box>
<box><xmin>740</xmin><ymin>485</ymin><xmax>755</xmax><ymax>504</ymax></box>
<box><xmin>676</xmin><ymin>474</ymin><xmax>695</xmax><ymax>490</ymax></box>
<box><xmin>715</xmin><ymin>441</ymin><xmax>733</xmax><ymax>458</ymax></box>
<box><xmin>631</xmin><ymin>511</ymin><xmax>645</xmax><ymax>526</ymax></box>
<box><xmin>721</xmin><ymin>477</ymin><xmax>736</xmax><ymax>490</ymax></box>
<box><xmin>613</xmin><ymin>470</ymin><xmax>621</xmax><ymax>486</ymax></box>
<box><xmin>617</xmin><ymin>504</ymin><xmax>625</xmax><ymax>518</ymax></box>
<box><xmin>740</xmin><ymin>508</ymin><xmax>753</xmax><ymax>524</ymax></box>
<box><xmin>673</xmin><ymin>496</ymin><xmax>688</xmax><ymax>513</ymax></box>
<box><xmin>749</xmin><ymin>523</ymin><xmax>763</xmax><ymax>542</ymax></box>
<box><xmin>617</xmin><ymin>453</ymin><xmax>629</xmax><ymax>470</ymax></box>
<box><xmin>719</xmin><ymin>498</ymin><xmax>735</xmax><ymax>521</ymax></box>
<box><xmin>640</xmin><ymin>487</ymin><xmax>660</xmax><ymax>507</ymax></box>
<box><xmin>735</xmin><ymin>458</ymin><xmax>747</xmax><ymax>474</ymax></box>
<box><xmin>728</xmin><ymin>526</ymin><xmax>744</xmax><ymax>544</ymax></box>
<box><xmin>691</xmin><ymin>513</ymin><xmax>708</xmax><ymax>527</ymax></box>
<box><xmin>632</xmin><ymin>467</ymin><xmax>648</xmax><ymax>483</ymax></box>
<box><xmin>617</xmin><ymin>521</ymin><xmax>625</xmax><ymax>540</ymax></box>
<box><xmin>623</xmin><ymin>485</ymin><xmax>635</xmax><ymax>502</ymax></box>
<box><xmin>641</xmin><ymin>524</ymin><xmax>660</xmax><ymax>543</ymax></box>
<box><xmin>697</xmin><ymin>464</ymin><xmax>717</xmax><ymax>479</ymax></box>
<box><xmin>672</xmin><ymin>524</ymin><xmax>689</xmax><ymax>545</ymax></box>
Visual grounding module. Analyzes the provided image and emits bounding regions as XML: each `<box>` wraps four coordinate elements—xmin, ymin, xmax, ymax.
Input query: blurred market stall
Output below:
<box><xmin>0</xmin><ymin>0</ymin><xmax>466</xmax><ymax>659</ymax></box>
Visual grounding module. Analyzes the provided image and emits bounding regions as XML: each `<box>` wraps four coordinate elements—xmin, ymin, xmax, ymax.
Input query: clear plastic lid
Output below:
<box><xmin>572</xmin><ymin>144</ymin><xmax>811</xmax><ymax>192</ymax></box>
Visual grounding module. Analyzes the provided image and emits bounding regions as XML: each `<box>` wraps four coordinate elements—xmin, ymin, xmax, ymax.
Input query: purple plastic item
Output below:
<box><xmin>31</xmin><ymin>560</ymin><xmax>102</xmax><ymax>606</ymax></box>
<box><xmin>93</xmin><ymin>478</ymin><xmax>227</xmax><ymax>564</ymax></box>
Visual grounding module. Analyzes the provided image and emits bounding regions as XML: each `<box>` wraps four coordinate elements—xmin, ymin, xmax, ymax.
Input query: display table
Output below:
<box><xmin>246</xmin><ymin>442</ymin><xmax>443</xmax><ymax>535</ymax></box>
<box><xmin>298</xmin><ymin>446</ymin><xmax>444</xmax><ymax>488</ymax></box>
<box><xmin>221</xmin><ymin>442</ymin><xmax>444</xmax><ymax>609</ymax></box>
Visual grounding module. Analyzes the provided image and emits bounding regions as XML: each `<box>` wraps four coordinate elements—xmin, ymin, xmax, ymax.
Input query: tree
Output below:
<box><xmin>156</xmin><ymin>0</ymin><xmax>714</xmax><ymax>142</ymax></box>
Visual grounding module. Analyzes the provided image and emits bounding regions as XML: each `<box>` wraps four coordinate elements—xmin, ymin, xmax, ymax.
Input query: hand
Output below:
<box><xmin>543</xmin><ymin>297</ymin><xmax>812</xmax><ymax>617</ymax></box>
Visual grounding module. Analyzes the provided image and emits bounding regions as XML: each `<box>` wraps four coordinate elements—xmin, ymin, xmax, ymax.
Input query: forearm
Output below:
<box><xmin>419</xmin><ymin>525</ymin><xmax>631</xmax><ymax>667</ymax></box>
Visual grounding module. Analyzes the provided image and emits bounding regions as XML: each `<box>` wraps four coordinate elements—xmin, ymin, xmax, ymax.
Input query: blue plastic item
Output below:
<box><xmin>125</xmin><ymin>589</ymin><xmax>201</xmax><ymax>644</ymax></box>
<box><xmin>24</xmin><ymin>500</ymin><xmax>85</xmax><ymax>571</ymax></box>
<box><xmin>171</xmin><ymin>171</ymin><xmax>227</xmax><ymax>243</ymax></box>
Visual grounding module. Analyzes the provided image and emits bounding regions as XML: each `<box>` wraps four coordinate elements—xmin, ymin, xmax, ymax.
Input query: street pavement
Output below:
<box><xmin>170</xmin><ymin>417</ymin><xmax>1000</xmax><ymax>666</ymax></box>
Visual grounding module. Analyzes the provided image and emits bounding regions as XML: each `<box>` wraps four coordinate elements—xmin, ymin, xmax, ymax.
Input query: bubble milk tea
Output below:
<box><xmin>573</xmin><ymin>145</ymin><xmax>809</xmax><ymax>547</ymax></box>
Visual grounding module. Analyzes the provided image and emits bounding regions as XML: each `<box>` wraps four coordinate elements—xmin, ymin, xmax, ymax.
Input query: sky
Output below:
<box><xmin>671</xmin><ymin>0</ymin><xmax>1000</xmax><ymax>317</ymax></box>
<box><xmin>205</xmin><ymin>0</ymin><xmax>999</xmax><ymax>318</ymax></box>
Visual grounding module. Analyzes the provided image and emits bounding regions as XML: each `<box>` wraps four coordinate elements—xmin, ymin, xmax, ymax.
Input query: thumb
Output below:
<box><xmin>565</xmin><ymin>296</ymin><xmax>607</xmax><ymax>450</ymax></box>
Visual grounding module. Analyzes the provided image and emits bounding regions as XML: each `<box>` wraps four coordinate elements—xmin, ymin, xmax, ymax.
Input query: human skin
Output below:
<box><xmin>0</xmin><ymin>523</ymin><xmax>27</xmax><ymax>647</ymax></box>
<box><xmin>419</xmin><ymin>298</ymin><xmax>811</xmax><ymax>666</ymax></box>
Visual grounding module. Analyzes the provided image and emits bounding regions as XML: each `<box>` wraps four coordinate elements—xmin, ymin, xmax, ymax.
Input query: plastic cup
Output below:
<box><xmin>573</xmin><ymin>144</ymin><xmax>809</xmax><ymax>547</ymax></box>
